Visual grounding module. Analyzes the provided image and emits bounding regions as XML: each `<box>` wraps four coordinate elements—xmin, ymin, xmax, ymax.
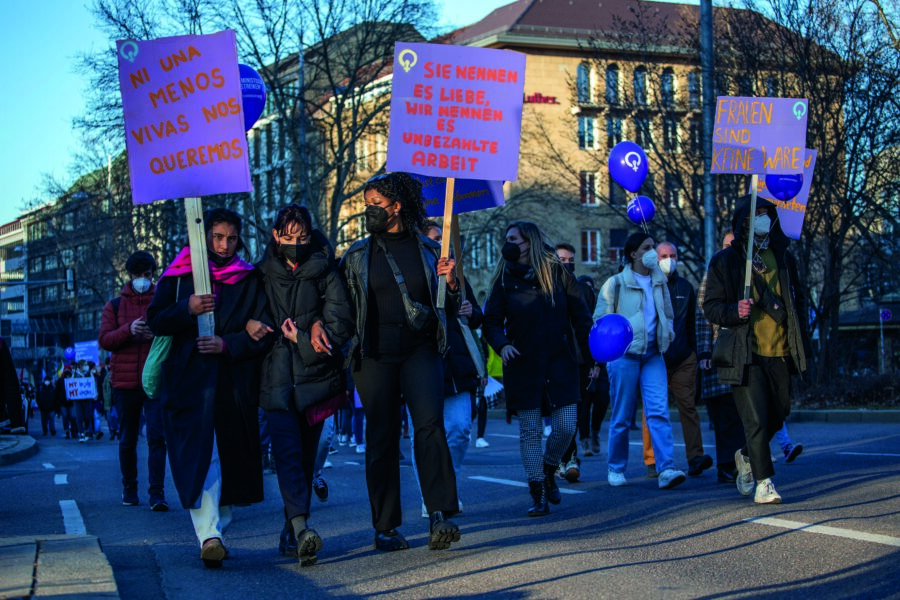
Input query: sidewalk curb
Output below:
<box><xmin>0</xmin><ymin>535</ymin><xmax>120</xmax><ymax>598</ymax></box>
<box><xmin>0</xmin><ymin>435</ymin><xmax>38</xmax><ymax>466</ymax></box>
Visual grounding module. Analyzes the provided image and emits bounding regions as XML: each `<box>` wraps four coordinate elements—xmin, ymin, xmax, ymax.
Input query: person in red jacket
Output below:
<box><xmin>99</xmin><ymin>251</ymin><xmax>169</xmax><ymax>511</ymax></box>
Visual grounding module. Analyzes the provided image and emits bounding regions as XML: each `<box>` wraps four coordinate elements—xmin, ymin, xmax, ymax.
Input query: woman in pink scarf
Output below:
<box><xmin>147</xmin><ymin>208</ymin><xmax>274</xmax><ymax>568</ymax></box>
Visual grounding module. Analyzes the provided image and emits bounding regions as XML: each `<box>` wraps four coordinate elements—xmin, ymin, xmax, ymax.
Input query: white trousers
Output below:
<box><xmin>189</xmin><ymin>435</ymin><xmax>233</xmax><ymax>546</ymax></box>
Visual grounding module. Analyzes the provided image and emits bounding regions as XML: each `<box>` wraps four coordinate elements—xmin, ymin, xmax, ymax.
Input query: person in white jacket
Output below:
<box><xmin>594</xmin><ymin>232</ymin><xmax>686</xmax><ymax>489</ymax></box>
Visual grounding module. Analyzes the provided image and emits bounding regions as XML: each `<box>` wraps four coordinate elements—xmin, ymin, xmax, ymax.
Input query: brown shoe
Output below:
<box><xmin>201</xmin><ymin>538</ymin><xmax>226</xmax><ymax>569</ymax></box>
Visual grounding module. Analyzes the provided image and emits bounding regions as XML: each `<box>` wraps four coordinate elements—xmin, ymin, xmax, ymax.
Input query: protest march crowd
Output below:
<box><xmin>0</xmin><ymin>169</ymin><xmax>809</xmax><ymax>569</ymax></box>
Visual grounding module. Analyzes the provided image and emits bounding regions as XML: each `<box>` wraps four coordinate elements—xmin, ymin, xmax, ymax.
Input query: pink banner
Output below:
<box><xmin>117</xmin><ymin>31</ymin><xmax>252</xmax><ymax>204</ymax></box>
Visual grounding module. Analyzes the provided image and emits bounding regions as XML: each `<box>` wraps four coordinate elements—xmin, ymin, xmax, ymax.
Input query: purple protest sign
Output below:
<box><xmin>712</xmin><ymin>96</ymin><xmax>808</xmax><ymax>175</ymax></box>
<box><xmin>409</xmin><ymin>175</ymin><xmax>505</xmax><ymax>217</ymax></box>
<box><xmin>387</xmin><ymin>42</ymin><xmax>526</xmax><ymax>181</ymax></box>
<box><xmin>117</xmin><ymin>31</ymin><xmax>252</xmax><ymax>204</ymax></box>
<box><xmin>755</xmin><ymin>149</ymin><xmax>816</xmax><ymax>239</ymax></box>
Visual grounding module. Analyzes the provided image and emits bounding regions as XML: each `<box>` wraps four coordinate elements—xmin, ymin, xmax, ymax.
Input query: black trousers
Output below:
<box><xmin>117</xmin><ymin>388</ymin><xmax>167</xmax><ymax>496</ymax></box>
<box><xmin>267</xmin><ymin>407</ymin><xmax>324</xmax><ymax>520</ymax></box>
<box><xmin>354</xmin><ymin>344</ymin><xmax>458</xmax><ymax>532</ymax></box>
<box><xmin>705</xmin><ymin>391</ymin><xmax>746</xmax><ymax>469</ymax></box>
<box><xmin>578</xmin><ymin>364</ymin><xmax>610</xmax><ymax>439</ymax></box>
<box><xmin>731</xmin><ymin>354</ymin><xmax>791</xmax><ymax>481</ymax></box>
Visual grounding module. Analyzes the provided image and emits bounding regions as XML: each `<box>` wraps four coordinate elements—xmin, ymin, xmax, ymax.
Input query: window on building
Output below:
<box><xmin>29</xmin><ymin>257</ymin><xmax>42</xmax><ymax>274</ymax></box>
<box><xmin>577</xmin><ymin>63</ymin><xmax>592</xmax><ymax>103</ymax></box>
<box><xmin>581</xmin><ymin>229</ymin><xmax>601</xmax><ymax>264</ymax></box>
<box><xmin>765</xmin><ymin>76</ymin><xmax>780</xmax><ymax>97</ymax></box>
<box><xmin>689</xmin><ymin>119</ymin><xmax>702</xmax><ymax>155</ymax></box>
<box><xmin>485</xmin><ymin>233</ymin><xmax>497</xmax><ymax>266</ymax></box>
<box><xmin>580</xmin><ymin>172</ymin><xmax>598</xmax><ymax>205</ymax></box>
<box><xmin>30</xmin><ymin>287</ymin><xmax>42</xmax><ymax>304</ymax></box>
<box><xmin>61</xmin><ymin>212</ymin><xmax>75</xmax><ymax>232</ymax></box>
<box><xmin>634</xmin><ymin>66</ymin><xmax>648</xmax><ymax>106</ymax></box>
<box><xmin>688</xmin><ymin>70</ymin><xmax>701</xmax><ymax>110</ymax></box>
<box><xmin>375</xmin><ymin>134</ymin><xmax>387</xmax><ymax>166</ymax></box>
<box><xmin>44</xmin><ymin>254</ymin><xmax>58</xmax><ymax>271</ymax></box>
<box><xmin>664</xmin><ymin>172</ymin><xmax>683</xmax><ymax>206</ymax></box>
<box><xmin>77</xmin><ymin>311</ymin><xmax>94</xmax><ymax>331</ymax></box>
<box><xmin>265</xmin><ymin>125</ymin><xmax>274</xmax><ymax>164</ymax></box>
<box><xmin>663</xmin><ymin>116</ymin><xmax>680</xmax><ymax>153</ymax></box>
<box><xmin>44</xmin><ymin>285</ymin><xmax>58</xmax><ymax>303</ymax></box>
<box><xmin>692</xmin><ymin>174</ymin><xmax>703</xmax><ymax>207</ymax></box>
<box><xmin>578</xmin><ymin>116</ymin><xmax>595</xmax><ymax>150</ymax></box>
<box><xmin>609</xmin><ymin>228</ymin><xmax>628</xmax><ymax>263</ymax></box>
<box><xmin>605</xmin><ymin>64</ymin><xmax>620</xmax><ymax>105</ymax></box>
<box><xmin>61</xmin><ymin>249</ymin><xmax>74</xmax><ymax>265</ymax></box>
<box><xmin>606</xmin><ymin>116</ymin><xmax>623</xmax><ymax>149</ymax></box>
<box><xmin>609</xmin><ymin>180</ymin><xmax>628</xmax><ymax>208</ymax></box>
<box><xmin>634</xmin><ymin>116</ymin><xmax>652</xmax><ymax>148</ymax></box>
<box><xmin>661</xmin><ymin>68</ymin><xmax>676</xmax><ymax>109</ymax></box>
<box><xmin>357</xmin><ymin>137</ymin><xmax>370</xmax><ymax>170</ymax></box>
<box><xmin>469</xmin><ymin>235</ymin><xmax>481</xmax><ymax>269</ymax></box>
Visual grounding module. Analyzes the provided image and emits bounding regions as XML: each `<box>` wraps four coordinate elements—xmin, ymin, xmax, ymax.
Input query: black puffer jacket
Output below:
<box><xmin>339</xmin><ymin>233</ymin><xmax>453</xmax><ymax>360</ymax></box>
<box><xmin>442</xmin><ymin>280</ymin><xmax>484</xmax><ymax>396</ymax></box>
<box><xmin>663</xmin><ymin>271</ymin><xmax>697</xmax><ymax>368</ymax></box>
<box><xmin>482</xmin><ymin>262</ymin><xmax>593</xmax><ymax>411</ymax></box>
<box><xmin>258</xmin><ymin>232</ymin><xmax>354</xmax><ymax>413</ymax></box>
<box><xmin>702</xmin><ymin>196</ymin><xmax>809</xmax><ymax>385</ymax></box>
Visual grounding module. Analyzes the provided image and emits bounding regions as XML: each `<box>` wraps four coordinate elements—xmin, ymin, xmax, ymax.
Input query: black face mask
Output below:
<box><xmin>207</xmin><ymin>250</ymin><xmax>233</xmax><ymax>267</ymax></box>
<box><xmin>501</xmin><ymin>241</ymin><xmax>522</xmax><ymax>262</ymax></box>
<box><xmin>280</xmin><ymin>242</ymin><xmax>313</xmax><ymax>265</ymax></box>
<box><xmin>562</xmin><ymin>263</ymin><xmax>576</xmax><ymax>274</ymax></box>
<box><xmin>365</xmin><ymin>205</ymin><xmax>391</xmax><ymax>234</ymax></box>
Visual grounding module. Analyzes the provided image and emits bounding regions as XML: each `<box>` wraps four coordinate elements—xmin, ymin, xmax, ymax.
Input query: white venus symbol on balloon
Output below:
<box><xmin>624</xmin><ymin>151</ymin><xmax>642</xmax><ymax>172</ymax></box>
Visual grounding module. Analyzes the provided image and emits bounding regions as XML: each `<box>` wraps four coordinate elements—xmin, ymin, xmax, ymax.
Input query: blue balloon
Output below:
<box><xmin>627</xmin><ymin>195</ymin><xmax>656</xmax><ymax>225</ymax></box>
<box><xmin>589</xmin><ymin>314</ymin><xmax>634</xmax><ymax>363</ymax></box>
<box><xmin>765</xmin><ymin>174</ymin><xmax>803</xmax><ymax>201</ymax></box>
<box><xmin>239</xmin><ymin>64</ymin><xmax>266</xmax><ymax>132</ymax></box>
<box><xmin>64</xmin><ymin>347</ymin><xmax>76</xmax><ymax>361</ymax></box>
<box><xmin>608</xmin><ymin>141</ymin><xmax>649</xmax><ymax>193</ymax></box>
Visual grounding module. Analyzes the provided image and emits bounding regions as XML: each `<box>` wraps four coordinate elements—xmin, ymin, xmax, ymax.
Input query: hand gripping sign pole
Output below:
<box><xmin>452</xmin><ymin>213</ymin><xmax>486</xmax><ymax>378</ymax></box>
<box><xmin>185</xmin><ymin>197</ymin><xmax>216</xmax><ymax>336</ymax></box>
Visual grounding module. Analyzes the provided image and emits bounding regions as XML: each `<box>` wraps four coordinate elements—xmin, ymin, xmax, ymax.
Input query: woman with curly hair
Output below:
<box><xmin>481</xmin><ymin>221</ymin><xmax>593</xmax><ymax>517</ymax></box>
<box><xmin>340</xmin><ymin>172</ymin><xmax>462</xmax><ymax>552</ymax></box>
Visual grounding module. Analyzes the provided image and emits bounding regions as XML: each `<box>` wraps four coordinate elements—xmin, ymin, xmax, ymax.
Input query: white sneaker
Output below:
<box><xmin>657</xmin><ymin>468</ymin><xmax>687</xmax><ymax>489</ymax></box>
<box><xmin>735</xmin><ymin>450</ymin><xmax>755</xmax><ymax>496</ymax></box>
<box><xmin>475</xmin><ymin>437</ymin><xmax>490</xmax><ymax>448</ymax></box>
<box><xmin>607</xmin><ymin>471</ymin><xmax>628</xmax><ymax>487</ymax></box>
<box><xmin>356</xmin><ymin>444</ymin><xmax>366</xmax><ymax>454</ymax></box>
<box><xmin>754</xmin><ymin>478</ymin><xmax>782</xmax><ymax>504</ymax></box>
<box><xmin>323</xmin><ymin>459</ymin><xmax>333</xmax><ymax>469</ymax></box>
<box><xmin>542</xmin><ymin>425</ymin><xmax>552</xmax><ymax>438</ymax></box>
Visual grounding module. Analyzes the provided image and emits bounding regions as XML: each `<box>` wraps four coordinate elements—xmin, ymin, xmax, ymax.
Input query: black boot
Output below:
<box><xmin>543</xmin><ymin>462</ymin><xmax>562</xmax><ymax>505</ymax></box>
<box><xmin>528</xmin><ymin>481</ymin><xmax>549</xmax><ymax>517</ymax></box>
<box><xmin>291</xmin><ymin>515</ymin><xmax>322</xmax><ymax>567</ymax></box>
<box><xmin>428</xmin><ymin>511</ymin><xmax>461</xmax><ymax>550</ymax></box>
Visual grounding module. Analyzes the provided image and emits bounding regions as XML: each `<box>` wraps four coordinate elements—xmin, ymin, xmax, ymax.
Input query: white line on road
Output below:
<box><xmin>837</xmin><ymin>452</ymin><xmax>900</xmax><ymax>458</ymax></box>
<box><xmin>468</xmin><ymin>475</ymin><xmax>586</xmax><ymax>494</ymax></box>
<box><xmin>747</xmin><ymin>517</ymin><xmax>900</xmax><ymax>548</ymax></box>
<box><xmin>43</xmin><ymin>463</ymin><xmax>55</xmax><ymax>469</ymax></box>
<box><xmin>344</xmin><ymin>461</ymin><xmax>360</xmax><ymax>465</ymax></box>
<box><xmin>488</xmin><ymin>433</ymin><xmax>519</xmax><ymax>439</ymax></box>
<box><xmin>59</xmin><ymin>500</ymin><xmax>86</xmax><ymax>535</ymax></box>
<box><xmin>629</xmin><ymin>441</ymin><xmax>687</xmax><ymax>447</ymax></box>
<box><xmin>54</xmin><ymin>474</ymin><xmax>68</xmax><ymax>485</ymax></box>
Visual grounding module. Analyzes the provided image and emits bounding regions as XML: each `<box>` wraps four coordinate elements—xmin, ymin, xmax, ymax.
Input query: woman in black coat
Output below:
<box><xmin>257</xmin><ymin>204</ymin><xmax>353</xmax><ymax>567</ymax></box>
<box><xmin>340</xmin><ymin>172</ymin><xmax>462</xmax><ymax>553</ymax></box>
<box><xmin>482</xmin><ymin>221</ymin><xmax>593</xmax><ymax>517</ymax></box>
<box><xmin>146</xmin><ymin>208</ymin><xmax>274</xmax><ymax>569</ymax></box>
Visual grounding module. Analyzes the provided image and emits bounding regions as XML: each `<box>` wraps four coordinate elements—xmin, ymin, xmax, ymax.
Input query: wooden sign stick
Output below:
<box><xmin>184</xmin><ymin>197</ymin><xmax>216</xmax><ymax>337</ymax></box>
<box><xmin>436</xmin><ymin>177</ymin><xmax>456</xmax><ymax>309</ymax></box>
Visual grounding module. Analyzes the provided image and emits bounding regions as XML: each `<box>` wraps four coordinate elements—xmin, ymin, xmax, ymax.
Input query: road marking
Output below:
<box><xmin>59</xmin><ymin>500</ymin><xmax>86</xmax><ymax>535</ymax></box>
<box><xmin>747</xmin><ymin>517</ymin><xmax>900</xmax><ymax>548</ymax></box>
<box><xmin>43</xmin><ymin>463</ymin><xmax>55</xmax><ymax>469</ymax></box>
<box><xmin>488</xmin><ymin>433</ymin><xmax>519</xmax><ymax>439</ymax></box>
<box><xmin>837</xmin><ymin>452</ymin><xmax>900</xmax><ymax>458</ymax></box>
<box><xmin>468</xmin><ymin>475</ymin><xmax>586</xmax><ymax>494</ymax></box>
<box><xmin>54</xmin><ymin>474</ymin><xmax>68</xmax><ymax>485</ymax></box>
<box><xmin>629</xmin><ymin>441</ymin><xmax>686</xmax><ymax>447</ymax></box>
<box><xmin>344</xmin><ymin>461</ymin><xmax>360</xmax><ymax>465</ymax></box>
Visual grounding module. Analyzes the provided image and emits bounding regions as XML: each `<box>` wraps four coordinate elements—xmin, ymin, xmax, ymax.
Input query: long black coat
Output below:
<box><xmin>257</xmin><ymin>233</ymin><xmax>354</xmax><ymax>413</ymax></box>
<box><xmin>702</xmin><ymin>196</ymin><xmax>809</xmax><ymax>385</ymax></box>
<box><xmin>146</xmin><ymin>269</ymin><xmax>273</xmax><ymax>510</ymax></box>
<box><xmin>482</xmin><ymin>262</ymin><xmax>593</xmax><ymax>412</ymax></box>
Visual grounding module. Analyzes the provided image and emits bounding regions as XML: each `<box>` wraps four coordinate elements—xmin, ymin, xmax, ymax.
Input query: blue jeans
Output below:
<box><xmin>313</xmin><ymin>415</ymin><xmax>335</xmax><ymax>474</ymax></box>
<box><xmin>411</xmin><ymin>389</ymin><xmax>471</xmax><ymax>503</ymax></box>
<box><xmin>773</xmin><ymin>423</ymin><xmax>791</xmax><ymax>452</ymax></box>
<box><xmin>607</xmin><ymin>348</ymin><xmax>676</xmax><ymax>473</ymax></box>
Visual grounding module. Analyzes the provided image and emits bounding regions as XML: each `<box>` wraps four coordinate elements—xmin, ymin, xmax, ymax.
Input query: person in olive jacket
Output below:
<box><xmin>482</xmin><ymin>221</ymin><xmax>593</xmax><ymax>517</ymax></box>
<box><xmin>257</xmin><ymin>204</ymin><xmax>354</xmax><ymax>567</ymax></box>
<box><xmin>702</xmin><ymin>196</ymin><xmax>808</xmax><ymax>505</ymax></box>
<box><xmin>146</xmin><ymin>208</ymin><xmax>274</xmax><ymax>569</ymax></box>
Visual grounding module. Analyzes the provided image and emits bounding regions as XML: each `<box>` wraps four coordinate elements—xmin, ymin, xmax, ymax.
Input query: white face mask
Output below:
<box><xmin>640</xmin><ymin>248</ymin><xmax>658</xmax><ymax>270</ymax></box>
<box><xmin>659</xmin><ymin>257</ymin><xmax>677</xmax><ymax>275</ymax></box>
<box><xmin>754</xmin><ymin>214</ymin><xmax>771</xmax><ymax>236</ymax></box>
<box><xmin>132</xmin><ymin>277</ymin><xmax>151</xmax><ymax>294</ymax></box>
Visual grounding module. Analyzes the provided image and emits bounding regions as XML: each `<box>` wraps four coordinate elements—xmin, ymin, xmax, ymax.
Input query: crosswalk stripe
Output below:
<box><xmin>59</xmin><ymin>500</ymin><xmax>86</xmax><ymax>535</ymax></box>
<box><xmin>746</xmin><ymin>517</ymin><xmax>900</xmax><ymax>548</ymax></box>
<box><xmin>468</xmin><ymin>475</ymin><xmax>586</xmax><ymax>494</ymax></box>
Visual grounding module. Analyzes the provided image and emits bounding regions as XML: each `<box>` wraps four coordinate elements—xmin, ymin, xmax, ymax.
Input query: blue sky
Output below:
<box><xmin>0</xmin><ymin>0</ymin><xmax>699</xmax><ymax>226</ymax></box>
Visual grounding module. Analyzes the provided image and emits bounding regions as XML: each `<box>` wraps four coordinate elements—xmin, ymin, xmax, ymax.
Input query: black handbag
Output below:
<box><xmin>374</xmin><ymin>237</ymin><xmax>433</xmax><ymax>332</ymax></box>
<box><xmin>752</xmin><ymin>274</ymin><xmax>788</xmax><ymax>325</ymax></box>
<box><xmin>711</xmin><ymin>327</ymin><xmax>739</xmax><ymax>369</ymax></box>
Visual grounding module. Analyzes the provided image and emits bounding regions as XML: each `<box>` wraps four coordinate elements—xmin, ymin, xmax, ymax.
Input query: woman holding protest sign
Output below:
<box><xmin>256</xmin><ymin>203</ymin><xmax>353</xmax><ymax>567</ymax></box>
<box><xmin>147</xmin><ymin>208</ymin><xmax>274</xmax><ymax>569</ymax></box>
<box><xmin>481</xmin><ymin>221</ymin><xmax>593</xmax><ymax>517</ymax></box>
<box><xmin>340</xmin><ymin>172</ymin><xmax>462</xmax><ymax>552</ymax></box>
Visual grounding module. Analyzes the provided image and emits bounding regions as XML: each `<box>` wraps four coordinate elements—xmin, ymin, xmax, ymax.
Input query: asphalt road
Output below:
<box><xmin>1</xmin><ymin>416</ymin><xmax>898</xmax><ymax>599</ymax></box>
